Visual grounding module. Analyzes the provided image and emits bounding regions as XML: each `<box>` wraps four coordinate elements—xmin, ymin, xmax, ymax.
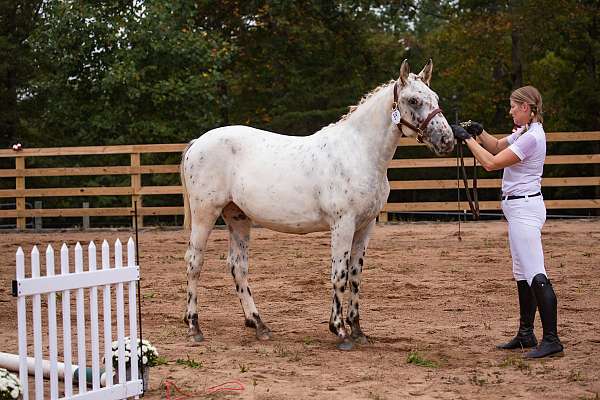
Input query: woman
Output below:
<box><xmin>452</xmin><ymin>86</ymin><xmax>563</xmax><ymax>358</ymax></box>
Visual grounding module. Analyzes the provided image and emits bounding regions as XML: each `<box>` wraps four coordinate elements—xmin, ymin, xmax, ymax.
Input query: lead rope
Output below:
<box><xmin>456</xmin><ymin>141</ymin><xmax>462</xmax><ymax>241</ymax></box>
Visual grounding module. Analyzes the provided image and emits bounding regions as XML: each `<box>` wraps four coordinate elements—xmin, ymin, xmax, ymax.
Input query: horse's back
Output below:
<box><xmin>182</xmin><ymin>126</ymin><xmax>332</xmax><ymax>232</ymax></box>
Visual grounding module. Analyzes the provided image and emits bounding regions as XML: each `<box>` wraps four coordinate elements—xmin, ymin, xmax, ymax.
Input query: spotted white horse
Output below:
<box><xmin>180</xmin><ymin>60</ymin><xmax>454</xmax><ymax>350</ymax></box>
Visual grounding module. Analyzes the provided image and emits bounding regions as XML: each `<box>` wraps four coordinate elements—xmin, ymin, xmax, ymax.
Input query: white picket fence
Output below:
<box><xmin>12</xmin><ymin>238</ymin><xmax>143</xmax><ymax>400</ymax></box>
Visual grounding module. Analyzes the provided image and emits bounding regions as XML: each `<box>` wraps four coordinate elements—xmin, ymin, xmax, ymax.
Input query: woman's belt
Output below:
<box><xmin>502</xmin><ymin>191</ymin><xmax>542</xmax><ymax>201</ymax></box>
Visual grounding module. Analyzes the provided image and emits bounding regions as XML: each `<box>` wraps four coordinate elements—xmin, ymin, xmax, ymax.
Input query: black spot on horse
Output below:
<box><xmin>334</xmin><ymin>294</ymin><xmax>341</xmax><ymax>311</ymax></box>
<box><xmin>359</xmin><ymin>258</ymin><xmax>364</xmax><ymax>266</ymax></box>
<box><xmin>236</xmin><ymin>283</ymin><xmax>239</xmax><ymax>292</ymax></box>
<box><xmin>351</xmin><ymin>281</ymin><xmax>359</xmax><ymax>294</ymax></box>
<box><xmin>245</xmin><ymin>319</ymin><xmax>257</xmax><ymax>328</ymax></box>
<box><xmin>351</xmin><ymin>268</ymin><xmax>357</xmax><ymax>276</ymax></box>
<box><xmin>252</xmin><ymin>312</ymin><xmax>263</xmax><ymax>324</ymax></box>
<box><xmin>247</xmin><ymin>287</ymin><xmax>252</xmax><ymax>297</ymax></box>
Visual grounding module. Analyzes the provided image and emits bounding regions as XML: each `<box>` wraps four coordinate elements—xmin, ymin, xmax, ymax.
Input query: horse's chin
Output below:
<box><xmin>427</xmin><ymin>142</ymin><xmax>454</xmax><ymax>156</ymax></box>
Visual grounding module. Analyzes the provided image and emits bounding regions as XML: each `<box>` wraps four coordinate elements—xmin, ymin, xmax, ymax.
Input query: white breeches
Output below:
<box><xmin>501</xmin><ymin>195</ymin><xmax>547</xmax><ymax>285</ymax></box>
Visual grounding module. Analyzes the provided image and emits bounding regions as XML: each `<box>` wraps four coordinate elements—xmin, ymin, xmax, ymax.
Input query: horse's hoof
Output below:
<box><xmin>256</xmin><ymin>329</ymin><xmax>272</xmax><ymax>341</ymax></box>
<box><xmin>352</xmin><ymin>334</ymin><xmax>369</xmax><ymax>345</ymax></box>
<box><xmin>336</xmin><ymin>338</ymin><xmax>354</xmax><ymax>351</ymax></box>
<box><xmin>188</xmin><ymin>333</ymin><xmax>204</xmax><ymax>344</ymax></box>
<box><xmin>188</xmin><ymin>328</ymin><xmax>204</xmax><ymax>343</ymax></box>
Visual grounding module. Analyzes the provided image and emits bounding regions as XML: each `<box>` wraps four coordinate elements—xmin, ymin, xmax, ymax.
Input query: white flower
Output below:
<box><xmin>108</xmin><ymin>337</ymin><xmax>159</xmax><ymax>367</ymax></box>
<box><xmin>0</xmin><ymin>368</ymin><xmax>22</xmax><ymax>399</ymax></box>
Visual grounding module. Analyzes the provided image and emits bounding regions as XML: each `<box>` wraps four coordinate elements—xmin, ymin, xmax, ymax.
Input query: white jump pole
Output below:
<box><xmin>0</xmin><ymin>352</ymin><xmax>107</xmax><ymax>387</ymax></box>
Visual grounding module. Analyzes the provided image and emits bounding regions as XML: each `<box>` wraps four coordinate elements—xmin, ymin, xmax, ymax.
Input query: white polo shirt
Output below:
<box><xmin>501</xmin><ymin>122</ymin><xmax>546</xmax><ymax>196</ymax></box>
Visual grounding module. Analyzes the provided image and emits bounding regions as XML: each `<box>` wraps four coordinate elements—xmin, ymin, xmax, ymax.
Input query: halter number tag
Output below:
<box><xmin>391</xmin><ymin>109</ymin><xmax>401</xmax><ymax>124</ymax></box>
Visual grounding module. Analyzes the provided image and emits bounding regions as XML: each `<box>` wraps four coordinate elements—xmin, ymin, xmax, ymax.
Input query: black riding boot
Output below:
<box><xmin>497</xmin><ymin>280</ymin><xmax>538</xmax><ymax>349</ymax></box>
<box><xmin>525</xmin><ymin>273</ymin><xmax>564</xmax><ymax>358</ymax></box>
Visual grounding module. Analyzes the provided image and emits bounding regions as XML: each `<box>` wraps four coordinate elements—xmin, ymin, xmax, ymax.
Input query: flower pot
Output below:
<box><xmin>115</xmin><ymin>365</ymin><xmax>150</xmax><ymax>392</ymax></box>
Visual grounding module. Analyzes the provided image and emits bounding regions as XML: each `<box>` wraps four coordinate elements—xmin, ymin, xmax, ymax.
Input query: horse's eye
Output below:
<box><xmin>408</xmin><ymin>98</ymin><xmax>419</xmax><ymax>106</ymax></box>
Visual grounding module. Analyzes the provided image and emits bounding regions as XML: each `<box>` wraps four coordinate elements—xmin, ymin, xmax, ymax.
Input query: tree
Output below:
<box><xmin>20</xmin><ymin>0</ymin><xmax>231</xmax><ymax>146</ymax></box>
<box><xmin>0</xmin><ymin>0</ymin><xmax>42</xmax><ymax>147</ymax></box>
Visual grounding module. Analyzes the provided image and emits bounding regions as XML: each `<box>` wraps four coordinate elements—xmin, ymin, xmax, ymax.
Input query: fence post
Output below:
<box><xmin>130</xmin><ymin>152</ymin><xmax>143</xmax><ymax>228</ymax></box>
<box><xmin>34</xmin><ymin>201</ymin><xmax>42</xmax><ymax>230</ymax></box>
<box><xmin>15</xmin><ymin>156</ymin><xmax>26</xmax><ymax>230</ymax></box>
<box><xmin>378</xmin><ymin>211</ymin><xmax>388</xmax><ymax>223</ymax></box>
<box><xmin>83</xmin><ymin>202</ymin><xmax>90</xmax><ymax>229</ymax></box>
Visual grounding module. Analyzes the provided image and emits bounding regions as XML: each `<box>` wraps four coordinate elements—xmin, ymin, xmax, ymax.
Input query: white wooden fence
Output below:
<box><xmin>12</xmin><ymin>238</ymin><xmax>142</xmax><ymax>400</ymax></box>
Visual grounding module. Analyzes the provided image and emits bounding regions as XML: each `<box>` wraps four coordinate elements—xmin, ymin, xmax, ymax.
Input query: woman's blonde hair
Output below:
<box><xmin>510</xmin><ymin>85</ymin><xmax>543</xmax><ymax>123</ymax></box>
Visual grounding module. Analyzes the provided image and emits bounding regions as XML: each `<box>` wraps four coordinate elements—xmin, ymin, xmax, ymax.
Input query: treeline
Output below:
<box><xmin>1</xmin><ymin>0</ymin><xmax>599</xmax><ymax>149</ymax></box>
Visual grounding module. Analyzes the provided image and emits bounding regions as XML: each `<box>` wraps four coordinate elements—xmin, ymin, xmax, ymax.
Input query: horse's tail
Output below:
<box><xmin>180</xmin><ymin>139</ymin><xmax>195</xmax><ymax>230</ymax></box>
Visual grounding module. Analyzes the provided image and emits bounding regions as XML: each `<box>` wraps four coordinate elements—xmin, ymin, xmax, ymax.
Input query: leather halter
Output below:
<box><xmin>392</xmin><ymin>81</ymin><xmax>444</xmax><ymax>143</ymax></box>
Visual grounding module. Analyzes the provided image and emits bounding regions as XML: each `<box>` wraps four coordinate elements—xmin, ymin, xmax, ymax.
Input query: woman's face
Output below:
<box><xmin>509</xmin><ymin>100</ymin><xmax>530</xmax><ymax>126</ymax></box>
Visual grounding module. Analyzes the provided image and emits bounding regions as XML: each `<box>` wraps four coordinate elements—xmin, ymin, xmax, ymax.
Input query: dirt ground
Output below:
<box><xmin>1</xmin><ymin>219</ymin><xmax>599</xmax><ymax>400</ymax></box>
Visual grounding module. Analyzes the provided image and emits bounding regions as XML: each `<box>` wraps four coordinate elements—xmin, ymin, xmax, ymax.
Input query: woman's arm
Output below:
<box><xmin>463</xmin><ymin>137</ymin><xmax>520</xmax><ymax>171</ymax></box>
<box><xmin>477</xmin><ymin>130</ymin><xmax>511</xmax><ymax>155</ymax></box>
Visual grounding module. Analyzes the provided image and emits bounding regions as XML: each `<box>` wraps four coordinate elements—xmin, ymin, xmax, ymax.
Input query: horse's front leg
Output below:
<box><xmin>346</xmin><ymin>219</ymin><xmax>375</xmax><ymax>344</ymax></box>
<box><xmin>329</xmin><ymin>217</ymin><xmax>355</xmax><ymax>350</ymax></box>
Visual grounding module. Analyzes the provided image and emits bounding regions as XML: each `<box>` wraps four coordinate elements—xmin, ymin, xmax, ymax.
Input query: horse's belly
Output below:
<box><xmin>231</xmin><ymin>184</ymin><xmax>329</xmax><ymax>234</ymax></box>
<box><xmin>254</xmin><ymin>218</ymin><xmax>330</xmax><ymax>234</ymax></box>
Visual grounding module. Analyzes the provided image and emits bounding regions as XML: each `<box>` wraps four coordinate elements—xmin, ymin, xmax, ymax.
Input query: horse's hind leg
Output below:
<box><xmin>222</xmin><ymin>202</ymin><xmax>272</xmax><ymax>340</ymax></box>
<box><xmin>346</xmin><ymin>219</ymin><xmax>375</xmax><ymax>344</ymax></box>
<box><xmin>184</xmin><ymin>208</ymin><xmax>220</xmax><ymax>343</ymax></box>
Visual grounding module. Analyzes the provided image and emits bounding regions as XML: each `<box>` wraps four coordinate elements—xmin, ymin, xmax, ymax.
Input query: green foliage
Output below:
<box><xmin>175</xmin><ymin>355</ymin><xmax>202</xmax><ymax>369</ymax></box>
<box><xmin>20</xmin><ymin>0</ymin><xmax>231</xmax><ymax>146</ymax></box>
<box><xmin>406</xmin><ymin>350</ymin><xmax>438</xmax><ymax>368</ymax></box>
<box><xmin>2</xmin><ymin>0</ymin><xmax>598</xmax><ymax>148</ymax></box>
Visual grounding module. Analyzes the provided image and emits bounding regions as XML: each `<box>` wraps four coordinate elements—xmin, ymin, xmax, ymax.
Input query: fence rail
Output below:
<box><xmin>1</xmin><ymin>131</ymin><xmax>599</xmax><ymax>229</ymax></box>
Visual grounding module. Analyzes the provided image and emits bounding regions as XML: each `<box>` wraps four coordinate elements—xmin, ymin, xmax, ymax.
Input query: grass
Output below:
<box><xmin>273</xmin><ymin>344</ymin><xmax>290</xmax><ymax>358</ymax></box>
<box><xmin>154</xmin><ymin>356</ymin><xmax>169</xmax><ymax>366</ymax></box>
<box><xmin>406</xmin><ymin>350</ymin><xmax>438</xmax><ymax>368</ymax></box>
<box><xmin>175</xmin><ymin>355</ymin><xmax>202</xmax><ymax>369</ymax></box>
<box><xmin>568</xmin><ymin>370</ymin><xmax>585</xmax><ymax>382</ymax></box>
<box><xmin>239</xmin><ymin>363</ymin><xmax>249</xmax><ymax>373</ymax></box>
<box><xmin>303</xmin><ymin>337</ymin><xmax>314</xmax><ymax>346</ymax></box>
<box><xmin>498</xmin><ymin>355</ymin><xmax>530</xmax><ymax>373</ymax></box>
<box><xmin>469</xmin><ymin>374</ymin><xmax>487</xmax><ymax>386</ymax></box>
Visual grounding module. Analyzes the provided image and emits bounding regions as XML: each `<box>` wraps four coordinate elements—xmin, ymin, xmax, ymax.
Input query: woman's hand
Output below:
<box><xmin>451</xmin><ymin>124</ymin><xmax>473</xmax><ymax>142</ymax></box>
<box><xmin>460</xmin><ymin>120</ymin><xmax>484</xmax><ymax>136</ymax></box>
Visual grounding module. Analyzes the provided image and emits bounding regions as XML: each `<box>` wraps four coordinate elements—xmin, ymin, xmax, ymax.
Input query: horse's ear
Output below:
<box><xmin>399</xmin><ymin>59</ymin><xmax>410</xmax><ymax>86</ymax></box>
<box><xmin>418</xmin><ymin>59</ymin><xmax>433</xmax><ymax>86</ymax></box>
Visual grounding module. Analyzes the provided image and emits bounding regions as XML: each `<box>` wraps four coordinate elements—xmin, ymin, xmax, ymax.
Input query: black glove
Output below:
<box><xmin>451</xmin><ymin>124</ymin><xmax>473</xmax><ymax>142</ymax></box>
<box><xmin>460</xmin><ymin>120</ymin><xmax>484</xmax><ymax>136</ymax></box>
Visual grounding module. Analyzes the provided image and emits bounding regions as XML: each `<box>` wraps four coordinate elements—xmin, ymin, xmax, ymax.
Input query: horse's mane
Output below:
<box><xmin>339</xmin><ymin>79</ymin><xmax>395</xmax><ymax>122</ymax></box>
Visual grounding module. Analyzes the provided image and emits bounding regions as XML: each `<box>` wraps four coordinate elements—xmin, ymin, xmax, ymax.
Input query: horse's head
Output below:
<box><xmin>393</xmin><ymin>59</ymin><xmax>454</xmax><ymax>155</ymax></box>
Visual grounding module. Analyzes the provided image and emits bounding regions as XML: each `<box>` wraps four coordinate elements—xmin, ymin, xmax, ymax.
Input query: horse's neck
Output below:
<box><xmin>339</xmin><ymin>83</ymin><xmax>399</xmax><ymax>175</ymax></box>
